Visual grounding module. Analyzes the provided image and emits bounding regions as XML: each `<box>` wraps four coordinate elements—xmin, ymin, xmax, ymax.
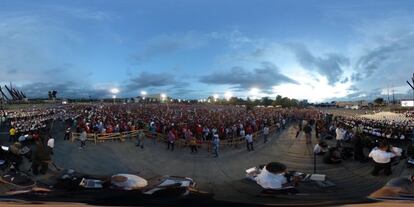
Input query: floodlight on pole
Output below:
<box><xmin>141</xmin><ymin>90</ymin><xmax>147</xmax><ymax>100</ymax></box>
<box><xmin>213</xmin><ymin>94</ymin><xmax>219</xmax><ymax>102</ymax></box>
<box><xmin>249</xmin><ymin>87</ymin><xmax>260</xmax><ymax>100</ymax></box>
<box><xmin>112</xmin><ymin>95</ymin><xmax>116</xmax><ymax>103</ymax></box>
<box><xmin>161</xmin><ymin>93</ymin><xmax>167</xmax><ymax>101</ymax></box>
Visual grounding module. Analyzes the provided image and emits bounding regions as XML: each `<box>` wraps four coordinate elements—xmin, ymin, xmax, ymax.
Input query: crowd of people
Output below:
<box><xmin>66</xmin><ymin>104</ymin><xmax>321</xmax><ymax>146</ymax></box>
<box><xmin>335</xmin><ymin>115</ymin><xmax>413</xmax><ymax>140</ymax></box>
<box><xmin>3</xmin><ymin>106</ymin><xmax>73</xmax><ymax>136</ymax></box>
<box><xmin>1</xmin><ymin>102</ymin><xmax>414</xmax><ymax>180</ymax></box>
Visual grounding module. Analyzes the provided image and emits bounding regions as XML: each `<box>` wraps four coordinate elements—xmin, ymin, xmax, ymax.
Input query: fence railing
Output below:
<box><xmin>70</xmin><ymin>125</ymin><xmax>282</xmax><ymax>150</ymax></box>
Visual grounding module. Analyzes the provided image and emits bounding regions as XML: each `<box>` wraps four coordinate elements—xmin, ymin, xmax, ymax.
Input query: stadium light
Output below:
<box><xmin>249</xmin><ymin>87</ymin><xmax>260</xmax><ymax>99</ymax></box>
<box><xmin>141</xmin><ymin>90</ymin><xmax>147</xmax><ymax>100</ymax></box>
<box><xmin>161</xmin><ymin>93</ymin><xmax>167</xmax><ymax>101</ymax></box>
<box><xmin>213</xmin><ymin>94</ymin><xmax>219</xmax><ymax>102</ymax></box>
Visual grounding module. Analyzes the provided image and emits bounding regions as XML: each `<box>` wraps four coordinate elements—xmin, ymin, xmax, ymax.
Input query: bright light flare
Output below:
<box><xmin>224</xmin><ymin>91</ymin><xmax>232</xmax><ymax>101</ymax></box>
<box><xmin>141</xmin><ymin>90</ymin><xmax>147</xmax><ymax>95</ymax></box>
<box><xmin>160</xmin><ymin>93</ymin><xmax>167</xmax><ymax>100</ymax></box>
<box><xmin>110</xmin><ymin>88</ymin><xmax>119</xmax><ymax>94</ymax></box>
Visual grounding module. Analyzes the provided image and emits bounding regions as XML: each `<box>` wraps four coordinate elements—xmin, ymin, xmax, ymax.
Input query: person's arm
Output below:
<box><xmin>368</xmin><ymin>150</ymin><xmax>375</xmax><ymax>158</ymax></box>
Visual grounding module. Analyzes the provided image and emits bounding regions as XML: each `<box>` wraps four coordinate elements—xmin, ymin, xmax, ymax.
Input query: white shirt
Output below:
<box><xmin>111</xmin><ymin>174</ymin><xmax>148</xmax><ymax>190</ymax></box>
<box><xmin>263</xmin><ymin>127</ymin><xmax>269</xmax><ymax>135</ymax></box>
<box><xmin>47</xmin><ymin>138</ymin><xmax>55</xmax><ymax>148</ymax></box>
<box><xmin>313</xmin><ymin>144</ymin><xmax>327</xmax><ymax>154</ymax></box>
<box><xmin>255</xmin><ymin>167</ymin><xmax>287</xmax><ymax>189</ymax></box>
<box><xmin>336</xmin><ymin>128</ymin><xmax>346</xmax><ymax>141</ymax></box>
<box><xmin>368</xmin><ymin>149</ymin><xmax>396</xmax><ymax>163</ymax></box>
<box><xmin>245</xmin><ymin>134</ymin><xmax>253</xmax><ymax>143</ymax></box>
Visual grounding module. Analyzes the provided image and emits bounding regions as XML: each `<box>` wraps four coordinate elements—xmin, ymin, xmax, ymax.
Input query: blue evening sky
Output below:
<box><xmin>1</xmin><ymin>0</ymin><xmax>413</xmax><ymax>102</ymax></box>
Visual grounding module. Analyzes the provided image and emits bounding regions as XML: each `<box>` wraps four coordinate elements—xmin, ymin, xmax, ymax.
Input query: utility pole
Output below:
<box><xmin>406</xmin><ymin>73</ymin><xmax>414</xmax><ymax>107</ymax></box>
<box><xmin>387</xmin><ymin>85</ymin><xmax>390</xmax><ymax>105</ymax></box>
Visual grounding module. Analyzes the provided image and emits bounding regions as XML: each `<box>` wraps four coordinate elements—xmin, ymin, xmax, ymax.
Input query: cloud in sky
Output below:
<box><xmin>200</xmin><ymin>62</ymin><xmax>297</xmax><ymax>93</ymax></box>
<box><xmin>287</xmin><ymin>43</ymin><xmax>349</xmax><ymax>85</ymax></box>
<box><xmin>17</xmin><ymin>81</ymin><xmax>109</xmax><ymax>99</ymax></box>
<box><xmin>126</xmin><ymin>72</ymin><xmax>178</xmax><ymax>91</ymax></box>
<box><xmin>131</xmin><ymin>32</ymin><xmax>209</xmax><ymax>63</ymax></box>
<box><xmin>0</xmin><ymin>1</ymin><xmax>413</xmax><ymax>102</ymax></box>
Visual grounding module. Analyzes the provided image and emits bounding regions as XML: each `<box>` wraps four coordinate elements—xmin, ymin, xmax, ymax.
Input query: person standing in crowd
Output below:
<box><xmin>9</xmin><ymin>126</ymin><xmax>16</xmax><ymax>142</ymax></box>
<box><xmin>295</xmin><ymin>120</ymin><xmax>302</xmax><ymax>138</ymax></box>
<box><xmin>335</xmin><ymin>124</ymin><xmax>346</xmax><ymax>148</ymax></box>
<box><xmin>303</xmin><ymin>123</ymin><xmax>312</xmax><ymax>144</ymax></box>
<box><xmin>369</xmin><ymin>142</ymin><xmax>399</xmax><ymax>176</ymax></box>
<box><xmin>64</xmin><ymin>126</ymin><xmax>71</xmax><ymax>141</ymax></box>
<box><xmin>352</xmin><ymin>131</ymin><xmax>366</xmax><ymax>162</ymax></box>
<box><xmin>31</xmin><ymin>141</ymin><xmax>51</xmax><ymax>175</ymax></box>
<box><xmin>212</xmin><ymin>133</ymin><xmax>220</xmax><ymax>158</ymax></box>
<box><xmin>167</xmin><ymin>129</ymin><xmax>175</xmax><ymax>151</ymax></box>
<box><xmin>189</xmin><ymin>136</ymin><xmax>198</xmax><ymax>153</ymax></box>
<box><xmin>263</xmin><ymin>125</ymin><xmax>269</xmax><ymax>143</ymax></box>
<box><xmin>47</xmin><ymin>135</ymin><xmax>55</xmax><ymax>155</ymax></box>
<box><xmin>79</xmin><ymin>129</ymin><xmax>87</xmax><ymax>150</ymax></box>
<box><xmin>150</xmin><ymin>122</ymin><xmax>157</xmax><ymax>144</ymax></box>
<box><xmin>246</xmin><ymin>133</ymin><xmax>254</xmax><ymax>151</ymax></box>
<box><xmin>136</xmin><ymin>130</ymin><xmax>145</xmax><ymax>149</ymax></box>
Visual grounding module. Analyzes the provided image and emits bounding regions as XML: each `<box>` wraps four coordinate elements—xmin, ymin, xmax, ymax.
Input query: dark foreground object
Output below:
<box><xmin>0</xmin><ymin>169</ymin><xmax>231</xmax><ymax>206</ymax></box>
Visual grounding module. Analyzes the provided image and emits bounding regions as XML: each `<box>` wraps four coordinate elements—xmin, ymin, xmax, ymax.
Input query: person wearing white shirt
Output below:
<box><xmin>245</xmin><ymin>133</ymin><xmax>254</xmax><ymax>151</ymax></box>
<box><xmin>314</xmin><ymin>141</ymin><xmax>328</xmax><ymax>155</ymax></box>
<box><xmin>369</xmin><ymin>143</ymin><xmax>398</xmax><ymax>176</ymax></box>
<box><xmin>335</xmin><ymin>125</ymin><xmax>347</xmax><ymax>148</ymax></box>
<box><xmin>263</xmin><ymin>126</ymin><xmax>270</xmax><ymax>143</ymax></box>
<box><xmin>47</xmin><ymin>136</ymin><xmax>55</xmax><ymax>155</ymax></box>
<box><xmin>254</xmin><ymin>162</ymin><xmax>299</xmax><ymax>192</ymax></box>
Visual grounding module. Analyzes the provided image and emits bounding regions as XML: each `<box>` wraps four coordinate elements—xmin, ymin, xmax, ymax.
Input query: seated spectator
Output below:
<box><xmin>323</xmin><ymin>147</ymin><xmax>342</xmax><ymax>164</ymax></box>
<box><xmin>255</xmin><ymin>162</ymin><xmax>297</xmax><ymax>190</ymax></box>
<box><xmin>314</xmin><ymin>141</ymin><xmax>328</xmax><ymax>155</ymax></box>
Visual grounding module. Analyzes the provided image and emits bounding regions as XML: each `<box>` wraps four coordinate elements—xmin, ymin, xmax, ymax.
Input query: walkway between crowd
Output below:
<box><xmin>51</xmin><ymin>122</ymin><xmax>412</xmax><ymax>205</ymax></box>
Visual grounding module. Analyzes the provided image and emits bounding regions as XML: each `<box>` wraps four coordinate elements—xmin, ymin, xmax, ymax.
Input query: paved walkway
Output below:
<box><xmin>8</xmin><ymin>122</ymin><xmax>414</xmax><ymax>205</ymax></box>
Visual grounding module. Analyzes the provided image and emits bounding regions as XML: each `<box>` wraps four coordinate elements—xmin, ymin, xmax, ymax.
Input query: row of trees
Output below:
<box><xmin>205</xmin><ymin>95</ymin><xmax>308</xmax><ymax>108</ymax></box>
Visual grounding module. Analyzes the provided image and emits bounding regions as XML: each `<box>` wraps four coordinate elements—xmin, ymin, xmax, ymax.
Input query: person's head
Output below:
<box><xmin>378</xmin><ymin>142</ymin><xmax>389</xmax><ymax>151</ymax></box>
<box><xmin>329</xmin><ymin>147</ymin><xmax>338</xmax><ymax>153</ymax></box>
<box><xmin>319</xmin><ymin>141</ymin><xmax>328</xmax><ymax>148</ymax></box>
<box><xmin>111</xmin><ymin>175</ymin><xmax>127</xmax><ymax>183</ymax></box>
<box><xmin>13</xmin><ymin>142</ymin><xmax>21</xmax><ymax>149</ymax></box>
<box><xmin>265</xmin><ymin>162</ymin><xmax>287</xmax><ymax>174</ymax></box>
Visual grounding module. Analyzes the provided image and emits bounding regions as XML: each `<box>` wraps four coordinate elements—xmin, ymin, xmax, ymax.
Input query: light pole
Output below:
<box><xmin>213</xmin><ymin>94</ymin><xmax>219</xmax><ymax>102</ymax></box>
<box><xmin>141</xmin><ymin>90</ymin><xmax>147</xmax><ymax>101</ymax></box>
<box><xmin>112</xmin><ymin>95</ymin><xmax>116</xmax><ymax>104</ymax></box>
